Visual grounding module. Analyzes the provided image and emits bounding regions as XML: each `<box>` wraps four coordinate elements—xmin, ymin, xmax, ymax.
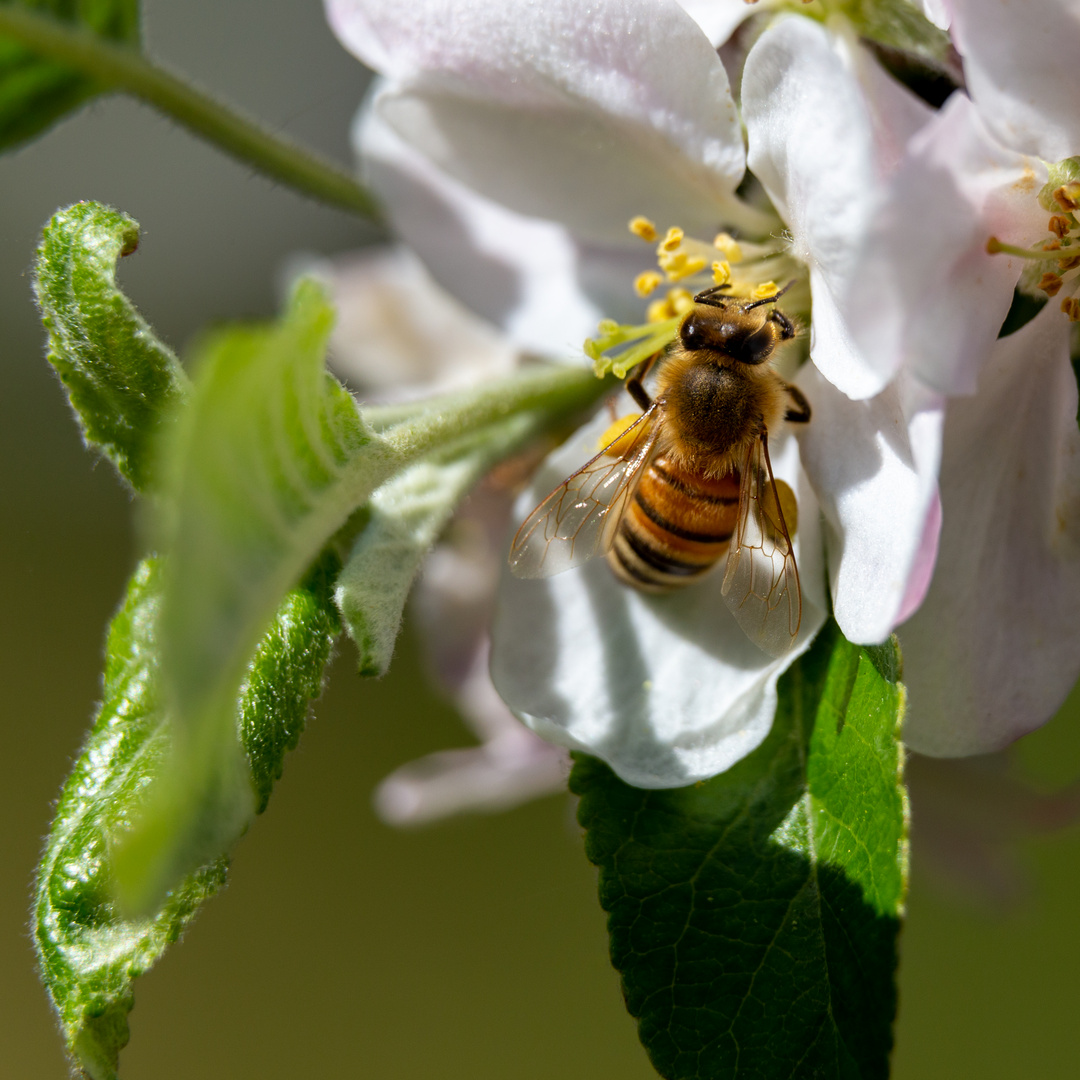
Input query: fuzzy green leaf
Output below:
<box><xmin>336</xmin><ymin>411</ymin><xmax>544</xmax><ymax>677</ymax></box>
<box><xmin>33</xmin><ymin>201</ymin><xmax>188</xmax><ymax>494</ymax></box>
<box><xmin>115</xmin><ymin>271</ymin><xmax>607</xmax><ymax>909</ymax></box>
<box><xmin>0</xmin><ymin>0</ymin><xmax>139</xmax><ymax>151</ymax></box>
<box><xmin>572</xmin><ymin>621</ymin><xmax>908</xmax><ymax>1080</ymax></box>
<box><xmin>33</xmin><ymin>555</ymin><xmax>338</xmax><ymax>1080</ymax></box>
<box><xmin>112</xmin><ymin>279</ymin><xmax>377</xmax><ymax>910</ymax></box>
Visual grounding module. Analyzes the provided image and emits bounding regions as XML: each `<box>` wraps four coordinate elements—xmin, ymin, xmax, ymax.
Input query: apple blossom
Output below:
<box><xmin>325</xmin><ymin>0</ymin><xmax>1080</xmax><ymax>787</ymax></box>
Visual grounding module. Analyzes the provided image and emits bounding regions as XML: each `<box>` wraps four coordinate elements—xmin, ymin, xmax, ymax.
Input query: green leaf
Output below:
<box><xmin>336</xmin><ymin>411</ymin><xmax>545</xmax><ymax>677</ymax></box>
<box><xmin>112</xmin><ymin>279</ymin><xmax>376</xmax><ymax>910</ymax></box>
<box><xmin>0</xmin><ymin>0</ymin><xmax>138</xmax><ymax>151</ymax></box>
<box><xmin>572</xmin><ymin>621</ymin><xmax>908</xmax><ymax>1080</ymax></box>
<box><xmin>33</xmin><ymin>201</ymin><xmax>188</xmax><ymax>494</ymax></box>
<box><xmin>114</xmin><ymin>271</ymin><xmax>606</xmax><ymax>909</ymax></box>
<box><xmin>33</xmin><ymin>554</ymin><xmax>338</xmax><ymax>1080</ymax></box>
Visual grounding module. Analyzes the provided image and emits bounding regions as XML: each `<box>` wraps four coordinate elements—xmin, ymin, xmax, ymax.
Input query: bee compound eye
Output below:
<box><xmin>679</xmin><ymin>317</ymin><xmax>699</xmax><ymax>347</ymax></box>
<box><xmin>732</xmin><ymin>324</ymin><xmax>775</xmax><ymax>365</ymax></box>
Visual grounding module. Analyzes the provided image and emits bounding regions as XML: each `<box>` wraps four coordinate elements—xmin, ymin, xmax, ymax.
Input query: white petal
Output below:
<box><xmin>373</xmin><ymin>643</ymin><xmax>570</xmax><ymax>825</ymax></box>
<box><xmin>305</xmin><ymin>245</ymin><xmax>518</xmax><ymax>396</ymax></box>
<box><xmin>947</xmin><ymin>0</ymin><xmax>1080</xmax><ymax>161</ymax></box>
<box><xmin>841</xmin><ymin>94</ymin><xmax>1049</xmax><ymax>397</ymax></box>
<box><xmin>373</xmin><ymin>738</ymin><xmax>570</xmax><ymax>825</ymax></box>
<box><xmin>357</xmin><ymin>99</ymin><xmax>616</xmax><ymax>357</ymax></box>
<box><xmin>490</xmin><ymin>407</ymin><xmax>826</xmax><ymax>788</ymax></box>
<box><xmin>743</xmin><ymin>18</ymin><xmax>932</xmax><ymax>399</ymax></box>
<box><xmin>331</xmin><ymin>0</ymin><xmax>757</xmax><ymax>245</ymax></box>
<box><xmin>912</xmin><ymin>0</ymin><xmax>950</xmax><ymax>30</ymax></box>
<box><xmin>796</xmin><ymin>363</ymin><xmax>944</xmax><ymax>644</ymax></box>
<box><xmin>675</xmin><ymin>0</ymin><xmax>763</xmax><ymax>46</ymax></box>
<box><xmin>899</xmin><ymin>305</ymin><xmax>1080</xmax><ymax>755</ymax></box>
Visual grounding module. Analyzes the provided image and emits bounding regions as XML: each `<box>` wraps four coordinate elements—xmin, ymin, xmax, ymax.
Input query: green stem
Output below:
<box><xmin>0</xmin><ymin>6</ymin><xmax>382</xmax><ymax>221</ymax></box>
<box><xmin>380</xmin><ymin>363</ymin><xmax>612</xmax><ymax>459</ymax></box>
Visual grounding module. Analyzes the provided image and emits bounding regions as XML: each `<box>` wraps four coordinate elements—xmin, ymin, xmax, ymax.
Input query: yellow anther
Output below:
<box><xmin>1039</xmin><ymin>271</ymin><xmax>1064</xmax><ymax>296</ymax></box>
<box><xmin>1049</xmin><ymin>214</ymin><xmax>1071</xmax><ymax>238</ymax></box>
<box><xmin>634</xmin><ymin>270</ymin><xmax>663</xmax><ymax>297</ymax></box>
<box><xmin>1043</xmin><ymin>239</ymin><xmax>1063</xmax><ymax>251</ymax></box>
<box><xmin>712</xmin><ymin>232</ymin><xmax>743</xmax><ymax>262</ymax></box>
<box><xmin>659</xmin><ymin>250</ymin><xmax>706</xmax><ymax>281</ymax></box>
<box><xmin>647</xmin><ymin>298</ymin><xmax>673</xmax><ymax>323</ymax></box>
<box><xmin>659</xmin><ymin>226</ymin><xmax>685</xmax><ymax>253</ymax></box>
<box><xmin>751</xmin><ymin>281</ymin><xmax>779</xmax><ymax>301</ymax></box>
<box><xmin>1059</xmin><ymin>254</ymin><xmax>1080</xmax><ymax>272</ymax></box>
<box><xmin>986</xmin><ymin>236</ymin><xmax>1004</xmax><ymax>254</ymax></box>
<box><xmin>629</xmin><ymin>216</ymin><xmax>658</xmax><ymax>242</ymax></box>
<box><xmin>1061</xmin><ymin>297</ymin><xmax>1080</xmax><ymax>321</ymax></box>
<box><xmin>712</xmin><ymin>260</ymin><xmax>732</xmax><ymax>286</ymax></box>
<box><xmin>1053</xmin><ymin>183</ymin><xmax>1080</xmax><ymax>212</ymax></box>
<box><xmin>668</xmin><ymin>288</ymin><xmax>695</xmax><ymax>314</ymax></box>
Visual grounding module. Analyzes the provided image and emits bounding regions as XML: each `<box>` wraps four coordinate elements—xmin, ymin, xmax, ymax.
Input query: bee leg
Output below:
<box><xmin>770</xmin><ymin>309</ymin><xmax>797</xmax><ymax>341</ymax></box>
<box><xmin>626</xmin><ymin>353</ymin><xmax>659</xmax><ymax>411</ymax></box>
<box><xmin>782</xmin><ymin>382</ymin><xmax>811</xmax><ymax>423</ymax></box>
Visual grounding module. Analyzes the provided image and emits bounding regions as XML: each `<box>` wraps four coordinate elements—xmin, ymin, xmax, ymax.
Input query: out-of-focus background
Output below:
<box><xmin>3</xmin><ymin>3</ymin><xmax>1080</xmax><ymax>1077</ymax></box>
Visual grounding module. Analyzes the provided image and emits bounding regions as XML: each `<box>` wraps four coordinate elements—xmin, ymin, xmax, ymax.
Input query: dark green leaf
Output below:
<box><xmin>572</xmin><ymin>621</ymin><xmax>908</xmax><ymax>1080</ymax></box>
<box><xmin>33</xmin><ymin>554</ymin><xmax>338</xmax><ymax>1080</ymax></box>
<box><xmin>0</xmin><ymin>0</ymin><xmax>139</xmax><ymax>151</ymax></box>
<box><xmin>33</xmin><ymin>201</ymin><xmax>188</xmax><ymax>494</ymax></box>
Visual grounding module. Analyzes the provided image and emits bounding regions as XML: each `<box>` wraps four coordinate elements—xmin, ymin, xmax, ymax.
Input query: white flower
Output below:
<box><xmin>325</xmin><ymin>0</ymin><xmax>1080</xmax><ymax>783</ymax></box>
<box><xmin>741</xmin><ymin>13</ymin><xmax>1080</xmax><ymax>754</ymax></box>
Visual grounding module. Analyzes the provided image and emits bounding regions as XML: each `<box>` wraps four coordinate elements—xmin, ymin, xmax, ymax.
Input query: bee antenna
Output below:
<box><xmin>691</xmin><ymin>282</ymin><xmax>734</xmax><ymax>308</ymax></box>
<box><xmin>744</xmin><ymin>279</ymin><xmax>797</xmax><ymax>309</ymax></box>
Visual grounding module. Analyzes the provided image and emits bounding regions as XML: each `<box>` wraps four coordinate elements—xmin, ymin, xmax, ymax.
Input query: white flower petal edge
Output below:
<box><xmin>309</xmin><ymin>244</ymin><xmax>518</xmax><ymax>396</ymax></box>
<box><xmin>796</xmin><ymin>363</ymin><xmax>944</xmax><ymax>644</ymax></box>
<box><xmin>900</xmin><ymin>305</ymin><xmax>1080</xmax><ymax>756</ymax></box>
<box><xmin>356</xmin><ymin>99</ymin><xmax>613</xmax><ymax>357</ymax></box>
<box><xmin>742</xmin><ymin>16</ymin><xmax>932</xmax><ymax>400</ymax></box>
<box><xmin>329</xmin><ymin>0</ymin><xmax>759</xmax><ymax>245</ymax></box>
<box><xmin>945</xmin><ymin>0</ymin><xmax>1080</xmax><ymax>162</ymax></box>
<box><xmin>374</xmin><ymin>643</ymin><xmax>569</xmax><ymax>825</ymax></box>
<box><xmin>841</xmin><ymin>93</ymin><xmax>1048</xmax><ymax>398</ymax></box>
<box><xmin>675</xmin><ymin>0</ymin><xmax>762</xmax><ymax>46</ymax></box>
<box><xmin>490</xmin><ymin>408</ymin><xmax>826</xmax><ymax>789</ymax></box>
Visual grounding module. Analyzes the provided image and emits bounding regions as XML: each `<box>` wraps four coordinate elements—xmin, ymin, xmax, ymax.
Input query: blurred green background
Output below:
<box><xmin>2</xmin><ymin>3</ymin><xmax>1080</xmax><ymax>1077</ymax></box>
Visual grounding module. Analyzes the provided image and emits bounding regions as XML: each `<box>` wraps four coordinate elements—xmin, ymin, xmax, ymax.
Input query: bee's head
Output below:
<box><xmin>679</xmin><ymin>294</ymin><xmax>791</xmax><ymax>366</ymax></box>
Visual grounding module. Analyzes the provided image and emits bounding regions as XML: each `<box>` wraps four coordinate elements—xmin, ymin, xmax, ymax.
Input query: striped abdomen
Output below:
<box><xmin>608</xmin><ymin>455</ymin><xmax>740</xmax><ymax>592</ymax></box>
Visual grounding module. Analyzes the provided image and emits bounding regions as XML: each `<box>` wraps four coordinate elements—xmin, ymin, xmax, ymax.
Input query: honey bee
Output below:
<box><xmin>508</xmin><ymin>283</ymin><xmax>811</xmax><ymax>658</ymax></box>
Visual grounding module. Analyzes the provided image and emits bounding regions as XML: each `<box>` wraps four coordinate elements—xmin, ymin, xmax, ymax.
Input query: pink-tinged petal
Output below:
<box><xmin>899</xmin><ymin>305</ymin><xmax>1080</xmax><ymax>756</ymax></box>
<box><xmin>357</xmin><ymin>98</ymin><xmax>620</xmax><ymax>357</ymax></box>
<box><xmin>946</xmin><ymin>0</ymin><xmax>1080</xmax><ymax>161</ymax></box>
<box><xmin>330</xmin><ymin>0</ymin><xmax>758</xmax><ymax>245</ymax></box>
<box><xmin>373</xmin><ymin>645</ymin><xmax>570</xmax><ymax>825</ymax></box>
<box><xmin>796</xmin><ymin>364</ymin><xmax>944</xmax><ymax>644</ymax></box>
<box><xmin>842</xmin><ymin>94</ymin><xmax>1048</xmax><ymax>397</ymax></box>
<box><xmin>743</xmin><ymin>17</ymin><xmax>932</xmax><ymax>400</ymax></box>
<box><xmin>309</xmin><ymin>244</ymin><xmax>518</xmax><ymax>397</ymax></box>
<box><xmin>490</xmin><ymin>407</ymin><xmax>826</xmax><ymax>789</ymax></box>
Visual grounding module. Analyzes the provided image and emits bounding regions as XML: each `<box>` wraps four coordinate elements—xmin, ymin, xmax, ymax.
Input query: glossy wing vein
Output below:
<box><xmin>509</xmin><ymin>405</ymin><xmax>660</xmax><ymax>578</ymax></box>
<box><xmin>721</xmin><ymin>431</ymin><xmax>801</xmax><ymax>657</ymax></box>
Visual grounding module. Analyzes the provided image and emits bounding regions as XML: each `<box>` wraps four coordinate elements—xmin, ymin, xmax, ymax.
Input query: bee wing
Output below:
<box><xmin>722</xmin><ymin>431</ymin><xmax>802</xmax><ymax>657</ymax></box>
<box><xmin>509</xmin><ymin>405</ymin><xmax>662</xmax><ymax>579</ymax></box>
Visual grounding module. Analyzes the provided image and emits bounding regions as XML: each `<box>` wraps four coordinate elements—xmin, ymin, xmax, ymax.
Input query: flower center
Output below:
<box><xmin>587</xmin><ymin>217</ymin><xmax>809</xmax><ymax>379</ymax></box>
<box><xmin>988</xmin><ymin>160</ymin><xmax>1080</xmax><ymax>323</ymax></box>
